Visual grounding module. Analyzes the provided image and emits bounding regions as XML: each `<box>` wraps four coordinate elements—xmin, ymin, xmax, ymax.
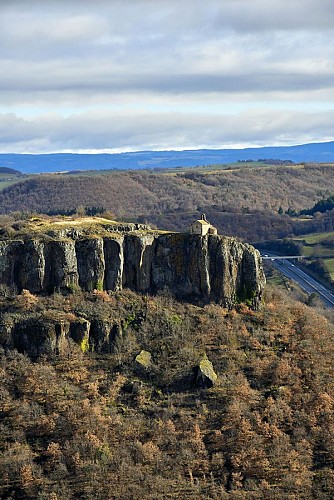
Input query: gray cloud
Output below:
<box><xmin>0</xmin><ymin>0</ymin><xmax>334</xmax><ymax>151</ymax></box>
<box><xmin>0</xmin><ymin>108</ymin><xmax>333</xmax><ymax>153</ymax></box>
<box><xmin>212</xmin><ymin>0</ymin><xmax>334</xmax><ymax>32</ymax></box>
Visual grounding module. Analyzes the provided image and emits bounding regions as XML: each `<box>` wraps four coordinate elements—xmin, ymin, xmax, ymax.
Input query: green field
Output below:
<box><xmin>301</xmin><ymin>246</ymin><xmax>334</xmax><ymax>258</ymax></box>
<box><xmin>323</xmin><ymin>258</ymin><xmax>334</xmax><ymax>279</ymax></box>
<box><xmin>0</xmin><ymin>180</ymin><xmax>20</xmax><ymax>190</ymax></box>
<box><xmin>0</xmin><ymin>173</ymin><xmax>25</xmax><ymax>192</ymax></box>
<box><xmin>292</xmin><ymin>231</ymin><xmax>334</xmax><ymax>283</ymax></box>
<box><xmin>295</xmin><ymin>231</ymin><xmax>334</xmax><ymax>245</ymax></box>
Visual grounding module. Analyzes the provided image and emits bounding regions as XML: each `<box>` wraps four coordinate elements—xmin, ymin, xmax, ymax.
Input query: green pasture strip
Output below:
<box><xmin>295</xmin><ymin>231</ymin><xmax>334</xmax><ymax>245</ymax></box>
<box><xmin>301</xmin><ymin>246</ymin><xmax>334</xmax><ymax>258</ymax></box>
<box><xmin>0</xmin><ymin>179</ymin><xmax>23</xmax><ymax>191</ymax></box>
<box><xmin>323</xmin><ymin>258</ymin><xmax>334</xmax><ymax>280</ymax></box>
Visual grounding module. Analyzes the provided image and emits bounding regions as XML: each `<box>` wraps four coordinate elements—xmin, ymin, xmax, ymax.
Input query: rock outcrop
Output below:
<box><xmin>0</xmin><ymin>232</ymin><xmax>265</xmax><ymax>308</ymax></box>
<box><xmin>0</xmin><ymin>312</ymin><xmax>118</xmax><ymax>358</ymax></box>
<box><xmin>195</xmin><ymin>355</ymin><xmax>218</xmax><ymax>388</ymax></box>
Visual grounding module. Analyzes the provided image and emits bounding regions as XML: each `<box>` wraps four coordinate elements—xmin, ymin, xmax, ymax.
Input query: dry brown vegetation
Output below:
<box><xmin>1</xmin><ymin>163</ymin><xmax>334</xmax><ymax>241</ymax></box>
<box><xmin>1</xmin><ymin>288</ymin><xmax>334</xmax><ymax>498</ymax></box>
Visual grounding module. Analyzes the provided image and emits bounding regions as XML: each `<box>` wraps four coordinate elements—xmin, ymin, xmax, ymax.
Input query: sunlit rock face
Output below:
<box><xmin>0</xmin><ymin>232</ymin><xmax>265</xmax><ymax>309</ymax></box>
<box><xmin>0</xmin><ymin>229</ymin><xmax>266</xmax><ymax>357</ymax></box>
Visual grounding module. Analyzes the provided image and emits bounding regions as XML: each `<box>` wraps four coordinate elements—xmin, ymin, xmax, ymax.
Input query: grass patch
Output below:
<box><xmin>0</xmin><ymin>174</ymin><xmax>26</xmax><ymax>192</ymax></box>
<box><xmin>302</xmin><ymin>246</ymin><xmax>334</xmax><ymax>258</ymax></box>
<box><xmin>264</xmin><ymin>265</ymin><xmax>288</xmax><ymax>288</ymax></box>
<box><xmin>295</xmin><ymin>231</ymin><xmax>334</xmax><ymax>245</ymax></box>
<box><xmin>323</xmin><ymin>258</ymin><xmax>334</xmax><ymax>280</ymax></box>
<box><xmin>292</xmin><ymin>231</ymin><xmax>334</xmax><ymax>263</ymax></box>
<box><xmin>7</xmin><ymin>216</ymin><xmax>166</xmax><ymax>238</ymax></box>
<box><xmin>0</xmin><ymin>180</ymin><xmax>19</xmax><ymax>190</ymax></box>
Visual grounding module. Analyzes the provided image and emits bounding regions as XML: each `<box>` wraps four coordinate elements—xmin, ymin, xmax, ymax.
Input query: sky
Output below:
<box><xmin>1</xmin><ymin>0</ymin><xmax>334</xmax><ymax>153</ymax></box>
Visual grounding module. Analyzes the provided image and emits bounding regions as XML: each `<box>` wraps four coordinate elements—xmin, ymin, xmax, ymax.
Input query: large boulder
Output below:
<box><xmin>195</xmin><ymin>355</ymin><xmax>218</xmax><ymax>388</ymax></box>
<box><xmin>135</xmin><ymin>350</ymin><xmax>152</xmax><ymax>369</ymax></box>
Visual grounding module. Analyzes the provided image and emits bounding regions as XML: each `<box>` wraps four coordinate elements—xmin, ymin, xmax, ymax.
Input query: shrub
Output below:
<box><xmin>16</xmin><ymin>289</ymin><xmax>38</xmax><ymax>310</ymax></box>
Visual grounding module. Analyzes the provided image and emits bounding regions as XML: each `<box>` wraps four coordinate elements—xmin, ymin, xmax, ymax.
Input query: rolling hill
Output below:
<box><xmin>1</xmin><ymin>162</ymin><xmax>334</xmax><ymax>242</ymax></box>
<box><xmin>1</xmin><ymin>140</ymin><xmax>334</xmax><ymax>173</ymax></box>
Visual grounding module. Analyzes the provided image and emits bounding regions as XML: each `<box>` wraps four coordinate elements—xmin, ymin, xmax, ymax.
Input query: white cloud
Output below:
<box><xmin>0</xmin><ymin>108</ymin><xmax>333</xmax><ymax>153</ymax></box>
<box><xmin>0</xmin><ymin>0</ymin><xmax>334</xmax><ymax>152</ymax></box>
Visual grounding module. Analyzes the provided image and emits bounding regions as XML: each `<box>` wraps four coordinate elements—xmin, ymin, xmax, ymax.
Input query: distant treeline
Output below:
<box><xmin>237</xmin><ymin>158</ymin><xmax>295</xmax><ymax>165</ymax></box>
<box><xmin>45</xmin><ymin>206</ymin><xmax>105</xmax><ymax>217</ymax></box>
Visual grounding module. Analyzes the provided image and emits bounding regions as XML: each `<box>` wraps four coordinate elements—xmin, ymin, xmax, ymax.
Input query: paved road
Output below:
<box><xmin>262</xmin><ymin>255</ymin><xmax>305</xmax><ymax>260</ymax></box>
<box><xmin>262</xmin><ymin>254</ymin><xmax>334</xmax><ymax>308</ymax></box>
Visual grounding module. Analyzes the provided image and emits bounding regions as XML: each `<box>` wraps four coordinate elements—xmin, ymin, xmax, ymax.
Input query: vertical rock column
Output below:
<box><xmin>20</xmin><ymin>240</ymin><xmax>47</xmax><ymax>293</ymax></box>
<box><xmin>208</xmin><ymin>236</ymin><xmax>265</xmax><ymax>308</ymax></box>
<box><xmin>0</xmin><ymin>240</ymin><xmax>24</xmax><ymax>292</ymax></box>
<box><xmin>47</xmin><ymin>240</ymin><xmax>79</xmax><ymax>293</ymax></box>
<box><xmin>103</xmin><ymin>237</ymin><xmax>124</xmax><ymax>291</ymax></box>
<box><xmin>0</xmin><ymin>239</ymin><xmax>79</xmax><ymax>294</ymax></box>
<box><xmin>75</xmin><ymin>238</ymin><xmax>105</xmax><ymax>291</ymax></box>
<box><xmin>239</xmin><ymin>246</ymin><xmax>266</xmax><ymax>308</ymax></box>
<box><xmin>151</xmin><ymin>234</ymin><xmax>211</xmax><ymax>300</ymax></box>
<box><xmin>187</xmin><ymin>235</ymin><xmax>211</xmax><ymax>299</ymax></box>
<box><xmin>123</xmin><ymin>234</ymin><xmax>156</xmax><ymax>292</ymax></box>
<box><xmin>208</xmin><ymin>236</ymin><xmax>246</xmax><ymax>307</ymax></box>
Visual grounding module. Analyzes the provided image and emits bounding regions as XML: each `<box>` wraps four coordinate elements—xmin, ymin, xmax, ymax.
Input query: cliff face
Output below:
<box><xmin>0</xmin><ymin>230</ymin><xmax>266</xmax><ymax>357</ymax></box>
<box><xmin>0</xmin><ymin>313</ymin><xmax>121</xmax><ymax>358</ymax></box>
<box><xmin>0</xmin><ymin>232</ymin><xmax>265</xmax><ymax>308</ymax></box>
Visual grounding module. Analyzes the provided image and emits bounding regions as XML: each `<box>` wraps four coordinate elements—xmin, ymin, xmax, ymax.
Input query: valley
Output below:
<box><xmin>1</xmin><ymin>164</ymin><xmax>334</xmax><ymax>498</ymax></box>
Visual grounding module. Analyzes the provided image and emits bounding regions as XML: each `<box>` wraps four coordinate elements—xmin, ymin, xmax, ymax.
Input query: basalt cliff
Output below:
<box><xmin>0</xmin><ymin>219</ymin><xmax>265</xmax><ymax>357</ymax></box>
<box><xmin>0</xmin><ymin>223</ymin><xmax>265</xmax><ymax>308</ymax></box>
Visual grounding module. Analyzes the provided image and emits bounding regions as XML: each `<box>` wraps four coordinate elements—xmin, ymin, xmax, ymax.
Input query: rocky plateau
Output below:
<box><xmin>0</xmin><ymin>221</ymin><xmax>265</xmax><ymax>356</ymax></box>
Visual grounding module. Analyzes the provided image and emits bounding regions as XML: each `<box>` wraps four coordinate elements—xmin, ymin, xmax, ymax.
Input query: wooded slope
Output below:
<box><xmin>1</xmin><ymin>163</ymin><xmax>334</xmax><ymax>241</ymax></box>
<box><xmin>0</xmin><ymin>288</ymin><xmax>334</xmax><ymax>498</ymax></box>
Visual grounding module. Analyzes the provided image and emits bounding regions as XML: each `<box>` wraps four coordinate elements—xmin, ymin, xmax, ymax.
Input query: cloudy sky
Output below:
<box><xmin>1</xmin><ymin>0</ymin><xmax>334</xmax><ymax>153</ymax></box>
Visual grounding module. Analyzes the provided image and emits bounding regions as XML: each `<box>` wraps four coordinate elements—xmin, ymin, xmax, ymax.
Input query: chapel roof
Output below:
<box><xmin>192</xmin><ymin>219</ymin><xmax>211</xmax><ymax>225</ymax></box>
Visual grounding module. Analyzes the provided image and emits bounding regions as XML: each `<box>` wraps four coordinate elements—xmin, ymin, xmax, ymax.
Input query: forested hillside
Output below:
<box><xmin>1</xmin><ymin>287</ymin><xmax>334</xmax><ymax>498</ymax></box>
<box><xmin>1</xmin><ymin>163</ymin><xmax>334</xmax><ymax>241</ymax></box>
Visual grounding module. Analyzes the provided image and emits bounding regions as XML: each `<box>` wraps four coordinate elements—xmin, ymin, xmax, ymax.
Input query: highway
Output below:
<box><xmin>262</xmin><ymin>254</ymin><xmax>334</xmax><ymax>308</ymax></box>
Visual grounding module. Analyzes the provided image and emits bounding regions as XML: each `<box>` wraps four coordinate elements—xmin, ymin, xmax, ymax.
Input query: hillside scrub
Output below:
<box><xmin>0</xmin><ymin>288</ymin><xmax>334</xmax><ymax>498</ymax></box>
<box><xmin>1</xmin><ymin>164</ymin><xmax>334</xmax><ymax>241</ymax></box>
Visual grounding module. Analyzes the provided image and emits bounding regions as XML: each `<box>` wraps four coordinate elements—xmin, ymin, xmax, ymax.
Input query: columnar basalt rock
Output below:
<box><xmin>76</xmin><ymin>238</ymin><xmax>105</xmax><ymax>291</ymax></box>
<box><xmin>89</xmin><ymin>319</ymin><xmax>119</xmax><ymax>353</ymax></box>
<box><xmin>69</xmin><ymin>318</ymin><xmax>90</xmax><ymax>352</ymax></box>
<box><xmin>123</xmin><ymin>234</ymin><xmax>156</xmax><ymax>292</ymax></box>
<box><xmin>0</xmin><ymin>240</ymin><xmax>24</xmax><ymax>292</ymax></box>
<box><xmin>48</xmin><ymin>240</ymin><xmax>79</xmax><ymax>292</ymax></box>
<box><xmin>151</xmin><ymin>233</ymin><xmax>211</xmax><ymax>299</ymax></box>
<box><xmin>19</xmin><ymin>240</ymin><xmax>46</xmax><ymax>292</ymax></box>
<box><xmin>208</xmin><ymin>236</ymin><xmax>259</xmax><ymax>308</ymax></box>
<box><xmin>12</xmin><ymin>317</ymin><xmax>70</xmax><ymax>357</ymax></box>
<box><xmin>0</xmin><ymin>230</ymin><xmax>265</xmax><ymax>357</ymax></box>
<box><xmin>103</xmin><ymin>237</ymin><xmax>124</xmax><ymax>291</ymax></box>
<box><xmin>0</xmin><ymin>313</ymin><xmax>125</xmax><ymax>357</ymax></box>
<box><xmin>0</xmin><ymin>232</ymin><xmax>265</xmax><ymax>307</ymax></box>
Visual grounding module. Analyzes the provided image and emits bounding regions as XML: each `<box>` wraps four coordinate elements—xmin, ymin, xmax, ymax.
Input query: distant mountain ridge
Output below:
<box><xmin>1</xmin><ymin>141</ymin><xmax>334</xmax><ymax>174</ymax></box>
<box><xmin>0</xmin><ymin>166</ymin><xmax>21</xmax><ymax>175</ymax></box>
